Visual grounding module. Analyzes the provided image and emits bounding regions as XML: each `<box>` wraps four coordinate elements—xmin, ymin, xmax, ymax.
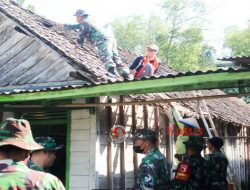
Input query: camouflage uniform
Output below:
<box><xmin>27</xmin><ymin>136</ymin><xmax>63</xmax><ymax>171</ymax></box>
<box><xmin>204</xmin><ymin>137</ymin><xmax>228</xmax><ymax>190</ymax></box>
<box><xmin>64</xmin><ymin>10</ymin><xmax>130</xmax><ymax>77</ymax></box>
<box><xmin>0</xmin><ymin>118</ymin><xmax>65</xmax><ymax>190</ymax></box>
<box><xmin>171</xmin><ymin>135</ymin><xmax>206</xmax><ymax>190</ymax></box>
<box><xmin>133</xmin><ymin>129</ymin><xmax>170</xmax><ymax>190</ymax></box>
<box><xmin>0</xmin><ymin>160</ymin><xmax>65</xmax><ymax>189</ymax></box>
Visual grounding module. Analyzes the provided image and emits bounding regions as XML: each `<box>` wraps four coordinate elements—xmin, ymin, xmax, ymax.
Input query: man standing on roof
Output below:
<box><xmin>171</xmin><ymin>135</ymin><xmax>206</xmax><ymax>190</ymax></box>
<box><xmin>204</xmin><ymin>137</ymin><xmax>228</xmax><ymax>190</ymax></box>
<box><xmin>130</xmin><ymin>44</ymin><xmax>160</xmax><ymax>79</ymax></box>
<box><xmin>0</xmin><ymin>118</ymin><xmax>65</xmax><ymax>189</ymax></box>
<box><xmin>61</xmin><ymin>9</ymin><xmax>130</xmax><ymax>79</ymax></box>
<box><xmin>133</xmin><ymin>128</ymin><xmax>170</xmax><ymax>189</ymax></box>
<box><xmin>27</xmin><ymin>136</ymin><xmax>63</xmax><ymax>172</ymax></box>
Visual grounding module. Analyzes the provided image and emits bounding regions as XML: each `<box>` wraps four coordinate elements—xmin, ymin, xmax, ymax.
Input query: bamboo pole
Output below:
<box><xmin>119</xmin><ymin>96</ymin><xmax>125</xmax><ymax>189</ymax></box>
<box><xmin>132</xmin><ymin>105</ymin><xmax>138</xmax><ymax>185</ymax></box>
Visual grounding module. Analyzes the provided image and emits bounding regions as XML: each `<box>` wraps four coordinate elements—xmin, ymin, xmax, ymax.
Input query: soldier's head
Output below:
<box><xmin>30</xmin><ymin>137</ymin><xmax>62</xmax><ymax>169</ymax></box>
<box><xmin>183</xmin><ymin>135</ymin><xmax>205</xmax><ymax>156</ymax></box>
<box><xmin>0</xmin><ymin>118</ymin><xmax>43</xmax><ymax>162</ymax></box>
<box><xmin>74</xmin><ymin>9</ymin><xmax>89</xmax><ymax>23</ymax></box>
<box><xmin>133</xmin><ymin>128</ymin><xmax>157</xmax><ymax>154</ymax></box>
<box><xmin>207</xmin><ymin>137</ymin><xmax>223</xmax><ymax>152</ymax></box>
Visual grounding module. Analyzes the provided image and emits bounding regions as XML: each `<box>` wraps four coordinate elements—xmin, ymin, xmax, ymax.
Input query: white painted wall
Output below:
<box><xmin>69</xmin><ymin>108</ymin><xmax>97</xmax><ymax>190</ymax></box>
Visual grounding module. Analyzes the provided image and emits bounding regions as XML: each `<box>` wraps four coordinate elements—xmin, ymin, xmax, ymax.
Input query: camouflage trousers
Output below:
<box><xmin>96</xmin><ymin>39</ymin><xmax>130</xmax><ymax>76</ymax></box>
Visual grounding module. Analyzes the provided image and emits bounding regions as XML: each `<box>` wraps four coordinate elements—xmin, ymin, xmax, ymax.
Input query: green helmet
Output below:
<box><xmin>183</xmin><ymin>135</ymin><xmax>205</xmax><ymax>152</ymax></box>
<box><xmin>133</xmin><ymin>128</ymin><xmax>156</xmax><ymax>143</ymax></box>
<box><xmin>35</xmin><ymin>137</ymin><xmax>63</xmax><ymax>151</ymax></box>
<box><xmin>0</xmin><ymin>118</ymin><xmax>43</xmax><ymax>151</ymax></box>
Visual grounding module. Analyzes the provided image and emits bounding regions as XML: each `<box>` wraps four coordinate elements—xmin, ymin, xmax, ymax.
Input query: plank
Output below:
<box><xmin>0</xmin><ymin>18</ymin><xmax>14</xmax><ymax>34</ymax></box>
<box><xmin>30</xmin><ymin>59</ymin><xmax>65</xmax><ymax>83</ymax></box>
<box><xmin>0</xmin><ymin>32</ymin><xmax>26</xmax><ymax>56</ymax></box>
<box><xmin>0</xmin><ymin>24</ymin><xmax>16</xmax><ymax>46</ymax></box>
<box><xmin>12</xmin><ymin>52</ymin><xmax>59</xmax><ymax>85</ymax></box>
<box><xmin>0</xmin><ymin>36</ymin><xmax>33</xmax><ymax>68</ymax></box>
<box><xmin>0</xmin><ymin>14</ymin><xmax>7</xmax><ymax>24</ymax></box>
<box><xmin>0</xmin><ymin>40</ymin><xmax>40</xmax><ymax>82</ymax></box>
<box><xmin>46</xmin><ymin>61</ymin><xmax>75</xmax><ymax>82</ymax></box>
<box><xmin>0</xmin><ymin>42</ymin><xmax>49</xmax><ymax>85</ymax></box>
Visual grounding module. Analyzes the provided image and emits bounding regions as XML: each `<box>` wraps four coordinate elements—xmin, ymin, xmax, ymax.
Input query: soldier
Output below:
<box><xmin>27</xmin><ymin>137</ymin><xmax>63</xmax><ymax>172</ymax></box>
<box><xmin>133</xmin><ymin>128</ymin><xmax>170</xmax><ymax>189</ymax></box>
<box><xmin>61</xmin><ymin>9</ymin><xmax>131</xmax><ymax>79</ymax></box>
<box><xmin>0</xmin><ymin>118</ymin><xmax>65</xmax><ymax>190</ymax></box>
<box><xmin>204</xmin><ymin>137</ymin><xmax>228</xmax><ymax>190</ymax></box>
<box><xmin>171</xmin><ymin>135</ymin><xmax>206</xmax><ymax>190</ymax></box>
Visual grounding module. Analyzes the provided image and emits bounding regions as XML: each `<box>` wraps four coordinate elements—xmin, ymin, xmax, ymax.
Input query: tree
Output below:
<box><xmin>112</xmin><ymin>0</ymin><xmax>215</xmax><ymax>72</ymax></box>
<box><xmin>16</xmin><ymin>0</ymin><xmax>35</xmax><ymax>12</ymax></box>
<box><xmin>224</xmin><ymin>26</ymin><xmax>250</xmax><ymax>56</ymax></box>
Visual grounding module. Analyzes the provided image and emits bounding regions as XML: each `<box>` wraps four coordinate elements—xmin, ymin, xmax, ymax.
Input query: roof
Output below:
<box><xmin>0</xmin><ymin>1</ymin><xmax>250</xmax><ymax>128</ymax></box>
<box><xmin>219</xmin><ymin>56</ymin><xmax>250</xmax><ymax>67</ymax></box>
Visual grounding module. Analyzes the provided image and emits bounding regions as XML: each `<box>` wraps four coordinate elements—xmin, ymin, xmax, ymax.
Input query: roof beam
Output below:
<box><xmin>0</xmin><ymin>71</ymin><xmax>250</xmax><ymax>103</ymax></box>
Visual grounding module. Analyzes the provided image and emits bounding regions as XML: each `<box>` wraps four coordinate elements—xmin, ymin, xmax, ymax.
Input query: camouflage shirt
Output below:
<box><xmin>0</xmin><ymin>159</ymin><xmax>65</xmax><ymax>190</ymax></box>
<box><xmin>64</xmin><ymin>21</ymin><xmax>107</xmax><ymax>46</ymax></box>
<box><xmin>27</xmin><ymin>159</ymin><xmax>43</xmax><ymax>172</ymax></box>
<box><xmin>204</xmin><ymin>150</ymin><xmax>228</xmax><ymax>190</ymax></box>
<box><xmin>136</xmin><ymin>148</ymin><xmax>170</xmax><ymax>190</ymax></box>
<box><xmin>171</xmin><ymin>154</ymin><xmax>205</xmax><ymax>190</ymax></box>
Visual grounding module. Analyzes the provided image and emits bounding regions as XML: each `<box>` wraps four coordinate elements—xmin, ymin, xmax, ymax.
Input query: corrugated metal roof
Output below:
<box><xmin>219</xmin><ymin>56</ymin><xmax>250</xmax><ymax>65</ymax></box>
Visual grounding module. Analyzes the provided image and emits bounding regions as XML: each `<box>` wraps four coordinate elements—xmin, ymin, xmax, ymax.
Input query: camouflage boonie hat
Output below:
<box><xmin>133</xmin><ymin>128</ymin><xmax>156</xmax><ymax>141</ymax></box>
<box><xmin>183</xmin><ymin>135</ymin><xmax>205</xmax><ymax>152</ymax></box>
<box><xmin>35</xmin><ymin>137</ymin><xmax>63</xmax><ymax>151</ymax></box>
<box><xmin>0</xmin><ymin>118</ymin><xmax>43</xmax><ymax>151</ymax></box>
<box><xmin>74</xmin><ymin>9</ymin><xmax>89</xmax><ymax>17</ymax></box>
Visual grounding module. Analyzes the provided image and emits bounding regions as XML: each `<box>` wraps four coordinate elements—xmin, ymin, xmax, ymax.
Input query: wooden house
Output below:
<box><xmin>0</xmin><ymin>1</ymin><xmax>250</xmax><ymax>189</ymax></box>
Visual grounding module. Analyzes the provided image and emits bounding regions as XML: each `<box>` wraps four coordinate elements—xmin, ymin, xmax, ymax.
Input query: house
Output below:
<box><xmin>0</xmin><ymin>1</ymin><xmax>250</xmax><ymax>189</ymax></box>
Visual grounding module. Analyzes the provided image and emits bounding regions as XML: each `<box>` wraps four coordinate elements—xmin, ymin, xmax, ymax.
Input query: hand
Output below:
<box><xmin>130</xmin><ymin>69</ymin><xmax>136</xmax><ymax>75</ymax></box>
<box><xmin>57</xmin><ymin>24</ymin><xmax>64</xmax><ymax>28</ymax></box>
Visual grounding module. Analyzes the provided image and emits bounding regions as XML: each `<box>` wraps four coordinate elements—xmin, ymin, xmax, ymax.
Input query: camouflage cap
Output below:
<box><xmin>183</xmin><ymin>135</ymin><xmax>206</xmax><ymax>152</ymax></box>
<box><xmin>208</xmin><ymin>136</ymin><xmax>223</xmax><ymax>149</ymax></box>
<box><xmin>35</xmin><ymin>137</ymin><xmax>63</xmax><ymax>151</ymax></box>
<box><xmin>133</xmin><ymin>128</ymin><xmax>156</xmax><ymax>141</ymax></box>
<box><xmin>0</xmin><ymin>118</ymin><xmax>43</xmax><ymax>151</ymax></box>
<box><xmin>73</xmin><ymin>9</ymin><xmax>89</xmax><ymax>17</ymax></box>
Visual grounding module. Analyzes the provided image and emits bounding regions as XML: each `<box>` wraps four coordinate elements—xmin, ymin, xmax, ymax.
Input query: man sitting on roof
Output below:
<box><xmin>60</xmin><ymin>9</ymin><xmax>130</xmax><ymax>79</ymax></box>
<box><xmin>130</xmin><ymin>44</ymin><xmax>160</xmax><ymax>79</ymax></box>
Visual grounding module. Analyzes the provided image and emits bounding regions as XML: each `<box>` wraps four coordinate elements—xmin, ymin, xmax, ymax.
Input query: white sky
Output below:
<box><xmin>25</xmin><ymin>0</ymin><xmax>250</xmax><ymax>58</ymax></box>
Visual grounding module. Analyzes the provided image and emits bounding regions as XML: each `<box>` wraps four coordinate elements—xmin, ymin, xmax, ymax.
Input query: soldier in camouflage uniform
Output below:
<box><xmin>133</xmin><ymin>128</ymin><xmax>170</xmax><ymax>189</ymax></box>
<box><xmin>62</xmin><ymin>9</ymin><xmax>130</xmax><ymax>79</ymax></box>
<box><xmin>204</xmin><ymin>137</ymin><xmax>228</xmax><ymax>190</ymax></box>
<box><xmin>171</xmin><ymin>135</ymin><xmax>206</xmax><ymax>190</ymax></box>
<box><xmin>27</xmin><ymin>136</ymin><xmax>63</xmax><ymax>172</ymax></box>
<box><xmin>0</xmin><ymin>118</ymin><xmax>65</xmax><ymax>190</ymax></box>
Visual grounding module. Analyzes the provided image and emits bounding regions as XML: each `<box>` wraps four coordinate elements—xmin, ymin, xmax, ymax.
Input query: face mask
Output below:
<box><xmin>133</xmin><ymin>146</ymin><xmax>144</xmax><ymax>154</ymax></box>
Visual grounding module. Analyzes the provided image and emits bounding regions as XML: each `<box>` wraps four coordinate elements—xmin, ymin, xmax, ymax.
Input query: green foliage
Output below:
<box><xmin>15</xmin><ymin>0</ymin><xmax>35</xmax><ymax>12</ymax></box>
<box><xmin>224</xmin><ymin>26</ymin><xmax>250</xmax><ymax>56</ymax></box>
<box><xmin>112</xmin><ymin>0</ymin><xmax>215</xmax><ymax>72</ymax></box>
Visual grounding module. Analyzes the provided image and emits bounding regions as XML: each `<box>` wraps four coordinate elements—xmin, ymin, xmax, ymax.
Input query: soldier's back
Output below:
<box><xmin>136</xmin><ymin>148</ymin><xmax>170</xmax><ymax>189</ymax></box>
<box><xmin>0</xmin><ymin>160</ymin><xmax>65</xmax><ymax>190</ymax></box>
<box><xmin>204</xmin><ymin>150</ymin><xmax>228</xmax><ymax>190</ymax></box>
<box><xmin>172</xmin><ymin>155</ymin><xmax>205</xmax><ymax>190</ymax></box>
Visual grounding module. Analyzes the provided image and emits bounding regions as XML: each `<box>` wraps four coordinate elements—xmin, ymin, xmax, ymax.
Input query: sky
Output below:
<box><xmin>24</xmin><ymin>0</ymin><xmax>250</xmax><ymax>58</ymax></box>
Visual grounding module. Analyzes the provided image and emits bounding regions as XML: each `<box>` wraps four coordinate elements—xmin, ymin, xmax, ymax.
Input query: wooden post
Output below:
<box><xmin>132</xmin><ymin>105</ymin><xmax>138</xmax><ymax>185</ymax></box>
<box><xmin>143</xmin><ymin>105</ymin><xmax>148</xmax><ymax>129</ymax></box>
<box><xmin>154</xmin><ymin>106</ymin><xmax>160</xmax><ymax>149</ymax></box>
<box><xmin>119</xmin><ymin>96</ymin><xmax>125</xmax><ymax>189</ymax></box>
<box><xmin>106</xmin><ymin>99</ymin><xmax>113</xmax><ymax>189</ymax></box>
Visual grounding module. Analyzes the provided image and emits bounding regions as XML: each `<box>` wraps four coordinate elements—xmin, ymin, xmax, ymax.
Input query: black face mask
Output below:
<box><xmin>133</xmin><ymin>146</ymin><xmax>144</xmax><ymax>154</ymax></box>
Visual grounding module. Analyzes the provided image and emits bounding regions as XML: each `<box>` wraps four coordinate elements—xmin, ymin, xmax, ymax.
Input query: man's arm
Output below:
<box><xmin>137</xmin><ymin>163</ymin><xmax>157</xmax><ymax>190</ymax></box>
<box><xmin>130</xmin><ymin>56</ymin><xmax>143</xmax><ymax>70</ymax></box>
<box><xmin>64</xmin><ymin>24</ymin><xmax>81</xmax><ymax>30</ymax></box>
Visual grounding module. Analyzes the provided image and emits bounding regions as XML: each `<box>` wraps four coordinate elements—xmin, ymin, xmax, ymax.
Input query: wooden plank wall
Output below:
<box><xmin>98</xmin><ymin>96</ymin><xmax>172</xmax><ymax>189</ymax></box>
<box><xmin>0</xmin><ymin>13</ymin><xmax>76</xmax><ymax>86</ymax></box>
